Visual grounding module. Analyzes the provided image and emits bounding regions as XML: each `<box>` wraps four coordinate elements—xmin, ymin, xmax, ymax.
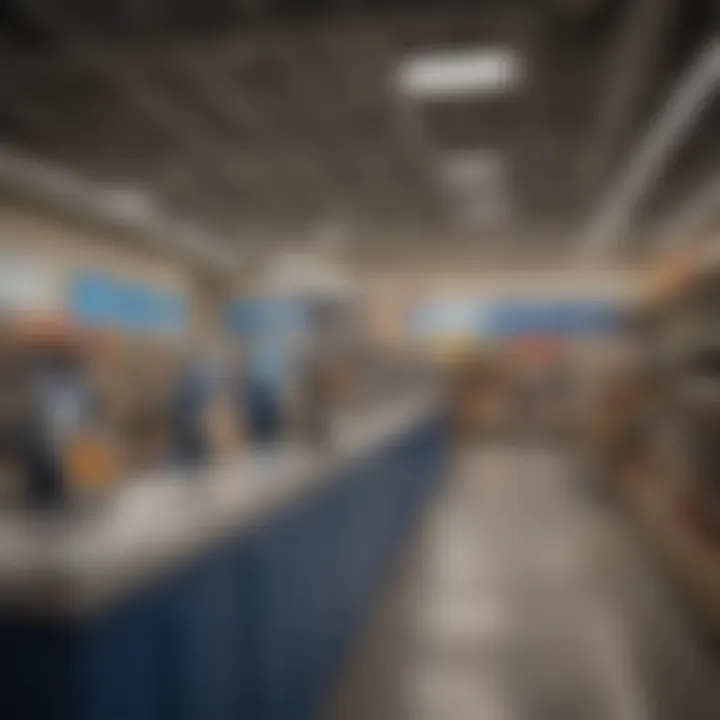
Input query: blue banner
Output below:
<box><xmin>409</xmin><ymin>298</ymin><xmax>620</xmax><ymax>338</ymax></box>
<box><xmin>70</xmin><ymin>272</ymin><xmax>187</xmax><ymax>335</ymax></box>
<box><xmin>487</xmin><ymin>300</ymin><xmax>620</xmax><ymax>336</ymax></box>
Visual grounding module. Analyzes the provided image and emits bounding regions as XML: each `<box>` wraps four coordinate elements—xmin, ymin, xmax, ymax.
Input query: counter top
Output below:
<box><xmin>0</xmin><ymin>391</ymin><xmax>439</xmax><ymax>620</ymax></box>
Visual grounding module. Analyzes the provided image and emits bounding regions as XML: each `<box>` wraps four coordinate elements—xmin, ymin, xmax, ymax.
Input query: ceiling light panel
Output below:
<box><xmin>396</xmin><ymin>47</ymin><xmax>524</xmax><ymax>100</ymax></box>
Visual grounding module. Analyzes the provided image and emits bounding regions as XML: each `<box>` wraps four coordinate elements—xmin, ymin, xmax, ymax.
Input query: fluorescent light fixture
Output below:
<box><xmin>397</xmin><ymin>47</ymin><xmax>523</xmax><ymax>99</ymax></box>
<box><xmin>439</xmin><ymin>150</ymin><xmax>506</xmax><ymax>191</ymax></box>
<box><xmin>437</xmin><ymin>150</ymin><xmax>512</xmax><ymax>227</ymax></box>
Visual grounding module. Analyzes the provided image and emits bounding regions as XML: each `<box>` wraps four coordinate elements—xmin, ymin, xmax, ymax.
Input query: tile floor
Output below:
<box><xmin>322</xmin><ymin>444</ymin><xmax>720</xmax><ymax>720</ymax></box>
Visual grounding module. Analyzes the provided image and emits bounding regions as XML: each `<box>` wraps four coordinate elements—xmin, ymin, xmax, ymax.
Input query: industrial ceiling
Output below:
<box><xmin>0</xmin><ymin>0</ymin><xmax>718</xmax><ymax>268</ymax></box>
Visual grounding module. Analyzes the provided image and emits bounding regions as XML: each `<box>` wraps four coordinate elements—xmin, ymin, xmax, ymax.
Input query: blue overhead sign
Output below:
<box><xmin>409</xmin><ymin>298</ymin><xmax>621</xmax><ymax>338</ymax></box>
<box><xmin>224</xmin><ymin>298</ymin><xmax>307</xmax><ymax>338</ymax></box>
<box><xmin>70</xmin><ymin>272</ymin><xmax>187</xmax><ymax>335</ymax></box>
<box><xmin>487</xmin><ymin>300</ymin><xmax>620</xmax><ymax>336</ymax></box>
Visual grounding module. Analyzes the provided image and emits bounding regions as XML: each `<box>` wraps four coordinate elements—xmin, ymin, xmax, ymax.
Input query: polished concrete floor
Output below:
<box><xmin>322</xmin><ymin>445</ymin><xmax>720</xmax><ymax>720</ymax></box>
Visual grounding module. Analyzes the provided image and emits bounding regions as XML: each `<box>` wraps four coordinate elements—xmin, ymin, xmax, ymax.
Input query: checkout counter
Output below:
<box><xmin>0</xmin><ymin>387</ymin><xmax>446</xmax><ymax>720</ymax></box>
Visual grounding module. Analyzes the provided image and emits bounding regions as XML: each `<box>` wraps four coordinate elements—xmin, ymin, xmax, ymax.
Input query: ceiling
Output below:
<box><xmin>0</xmin><ymin>0</ymin><xmax>718</xmax><ymax>267</ymax></box>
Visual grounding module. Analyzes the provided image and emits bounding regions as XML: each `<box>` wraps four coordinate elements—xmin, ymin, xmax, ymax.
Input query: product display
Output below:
<box><xmin>593</xmin><ymin>244</ymin><xmax>720</xmax><ymax>634</ymax></box>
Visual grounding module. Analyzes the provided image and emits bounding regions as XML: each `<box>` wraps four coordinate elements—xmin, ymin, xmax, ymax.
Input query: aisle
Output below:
<box><xmin>322</xmin><ymin>445</ymin><xmax>720</xmax><ymax>720</ymax></box>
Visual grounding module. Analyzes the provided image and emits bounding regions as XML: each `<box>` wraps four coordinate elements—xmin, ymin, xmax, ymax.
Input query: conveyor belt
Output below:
<box><xmin>323</xmin><ymin>444</ymin><xmax>720</xmax><ymax>720</ymax></box>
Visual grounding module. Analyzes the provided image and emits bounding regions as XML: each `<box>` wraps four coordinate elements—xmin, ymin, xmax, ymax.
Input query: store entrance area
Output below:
<box><xmin>324</xmin><ymin>445</ymin><xmax>720</xmax><ymax>720</ymax></box>
<box><xmin>2</xmin><ymin>0</ymin><xmax>720</xmax><ymax>717</ymax></box>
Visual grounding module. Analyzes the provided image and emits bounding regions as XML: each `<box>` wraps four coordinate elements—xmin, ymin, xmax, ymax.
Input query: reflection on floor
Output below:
<box><xmin>322</xmin><ymin>445</ymin><xmax>720</xmax><ymax>720</ymax></box>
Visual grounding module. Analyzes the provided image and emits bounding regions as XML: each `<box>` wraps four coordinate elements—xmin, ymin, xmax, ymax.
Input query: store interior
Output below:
<box><xmin>0</xmin><ymin>1</ymin><xmax>720</xmax><ymax>718</ymax></box>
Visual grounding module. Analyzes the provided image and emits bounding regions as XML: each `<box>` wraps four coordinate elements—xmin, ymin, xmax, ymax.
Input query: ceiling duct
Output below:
<box><xmin>438</xmin><ymin>150</ymin><xmax>511</xmax><ymax>229</ymax></box>
<box><xmin>0</xmin><ymin>144</ymin><xmax>238</xmax><ymax>274</ymax></box>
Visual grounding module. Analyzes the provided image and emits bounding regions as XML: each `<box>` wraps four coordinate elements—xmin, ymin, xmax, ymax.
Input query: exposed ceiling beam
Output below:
<box><xmin>267</xmin><ymin>35</ymin><xmax>366</xmax><ymax>216</ymax></box>
<box><xmin>0</xmin><ymin>47</ymin><xmax>251</xmax><ymax>234</ymax></box>
<box><xmin>19</xmin><ymin>0</ymin><xmax>268</xmax><ymax>215</ymax></box>
<box><xmin>580</xmin><ymin>0</ymin><xmax>677</xmax><ymax>198</ymax></box>
<box><xmin>578</xmin><ymin>41</ymin><xmax>720</xmax><ymax>261</ymax></box>
<box><xmin>0</xmin><ymin>144</ymin><xmax>238</xmax><ymax>273</ymax></box>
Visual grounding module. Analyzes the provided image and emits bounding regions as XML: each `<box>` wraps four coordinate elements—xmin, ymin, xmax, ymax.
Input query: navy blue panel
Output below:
<box><xmin>154</xmin><ymin>542</ymin><xmax>258</xmax><ymax>720</ymax></box>
<box><xmin>0</xmin><ymin>621</ymin><xmax>77</xmax><ymax>720</ymax></box>
<box><xmin>0</xmin><ymin>414</ymin><xmax>446</xmax><ymax>720</ymax></box>
<box><xmin>77</xmin><ymin>591</ymin><xmax>165</xmax><ymax>720</ymax></box>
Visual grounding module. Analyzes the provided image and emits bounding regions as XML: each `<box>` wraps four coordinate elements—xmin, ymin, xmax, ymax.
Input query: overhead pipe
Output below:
<box><xmin>579</xmin><ymin>41</ymin><xmax>720</xmax><ymax>261</ymax></box>
<box><xmin>580</xmin><ymin>0</ymin><xmax>677</xmax><ymax>198</ymax></box>
<box><xmin>0</xmin><ymin>144</ymin><xmax>238</xmax><ymax>274</ymax></box>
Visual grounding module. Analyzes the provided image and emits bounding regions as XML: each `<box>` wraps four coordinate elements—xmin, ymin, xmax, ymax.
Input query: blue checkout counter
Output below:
<box><xmin>0</xmin><ymin>393</ymin><xmax>446</xmax><ymax>720</ymax></box>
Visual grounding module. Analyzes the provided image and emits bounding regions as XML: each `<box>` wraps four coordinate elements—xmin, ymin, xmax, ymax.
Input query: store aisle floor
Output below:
<box><xmin>322</xmin><ymin>445</ymin><xmax>720</xmax><ymax>720</ymax></box>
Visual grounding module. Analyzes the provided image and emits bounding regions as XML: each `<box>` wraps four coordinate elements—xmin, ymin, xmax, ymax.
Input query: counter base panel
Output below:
<box><xmin>0</xmin><ymin>416</ymin><xmax>446</xmax><ymax>720</ymax></box>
